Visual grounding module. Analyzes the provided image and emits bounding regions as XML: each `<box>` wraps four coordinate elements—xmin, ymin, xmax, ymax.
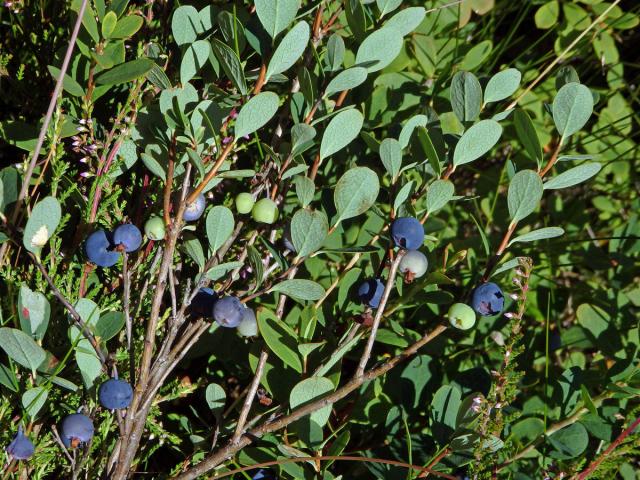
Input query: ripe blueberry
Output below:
<box><xmin>252</xmin><ymin>198</ymin><xmax>279</xmax><ymax>224</ymax></box>
<box><xmin>144</xmin><ymin>216</ymin><xmax>166</xmax><ymax>241</ymax></box>
<box><xmin>113</xmin><ymin>223</ymin><xmax>142</xmax><ymax>253</ymax></box>
<box><xmin>6</xmin><ymin>427</ymin><xmax>34</xmax><ymax>460</ymax></box>
<box><xmin>183</xmin><ymin>192</ymin><xmax>206</xmax><ymax>222</ymax></box>
<box><xmin>237</xmin><ymin>307</ymin><xmax>258</xmax><ymax>337</ymax></box>
<box><xmin>60</xmin><ymin>413</ymin><xmax>94</xmax><ymax>448</ymax></box>
<box><xmin>249</xmin><ymin>469</ymin><xmax>276</xmax><ymax>480</ymax></box>
<box><xmin>190</xmin><ymin>288</ymin><xmax>218</xmax><ymax>318</ymax></box>
<box><xmin>98</xmin><ymin>378</ymin><xmax>133</xmax><ymax>410</ymax></box>
<box><xmin>357</xmin><ymin>278</ymin><xmax>385</xmax><ymax>309</ymax></box>
<box><xmin>471</xmin><ymin>282</ymin><xmax>504</xmax><ymax>316</ymax></box>
<box><xmin>213</xmin><ymin>296</ymin><xmax>244</xmax><ymax>328</ymax></box>
<box><xmin>391</xmin><ymin>217</ymin><xmax>424</xmax><ymax>250</ymax></box>
<box><xmin>235</xmin><ymin>192</ymin><xmax>255</xmax><ymax>214</ymax></box>
<box><xmin>85</xmin><ymin>230</ymin><xmax>120</xmax><ymax>267</ymax></box>
<box><xmin>448</xmin><ymin>303</ymin><xmax>476</xmax><ymax>330</ymax></box>
<box><xmin>399</xmin><ymin>250</ymin><xmax>429</xmax><ymax>282</ymax></box>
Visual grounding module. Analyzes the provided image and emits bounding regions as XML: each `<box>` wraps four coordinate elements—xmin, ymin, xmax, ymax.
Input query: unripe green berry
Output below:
<box><xmin>235</xmin><ymin>192</ymin><xmax>255</xmax><ymax>214</ymax></box>
<box><xmin>144</xmin><ymin>216</ymin><xmax>165</xmax><ymax>241</ymax></box>
<box><xmin>448</xmin><ymin>303</ymin><xmax>476</xmax><ymax>330</ymax></box>
<box><xmin>252</xmin><ymin>198</ymin><xmax>279</xmax><ymax>224</ymax></box>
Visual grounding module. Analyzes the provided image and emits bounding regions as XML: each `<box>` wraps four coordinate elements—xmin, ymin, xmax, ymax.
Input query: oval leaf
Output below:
<box><xmin>18</xmin><ymin>285</ymin><xmax>50</xmax><ymax>341</ymax></box>
<box><xmin>426</xmin><ymin>180</ymin><xmax>454</xmax><ymax>214</ymax></box>
<box><xmin>325</xmin><ymin>67</ymin><xmax>368</xmax><ymax>97</ymax></box>
<box><xmin>290</xmin><ymin>377</ymin><xmax>335</xmax><ymax>426</ymax></box>
<box><xmin>291</xmin><ymin>209</ymin><xmax>329</xmax><ymax>258</ymax></box>
<box><xmin>266</xmin><ymin>21</ymin><xmax>310</xmax><ymax>81</ymax></box>
<box><xmin>320</xmin><ymin>109</ymin><xmax>364</xmax><ymax>161</ymax></box>
<box><xmin>0</xmin><ymin>327</ymin><xmax>46</xmax><ymax>373</ymax></box>
<box><xmin>23</xmin><ymin>196</ymin><xmax>61</xmax><ymax>254</ymax></box>
<box><xmin>255</xmin><ymin>0</ymin><xmax>300</xmax><ymax>39</ymax></box>
<box><xmin>543</xmin><ymin>162</ymin><xmax>601</xmax><ymax>190</ymax></box>
<box><xmin>484</xmin><ymin>68</ymin><xmax>521</xmax><ymax>104</ymax></box>
<box><xmin>453</xmin><ymin>120</ymin><xmax>502</xmax><ymax>167</ymax></box>
<box><xmin>270</xmin><ymin>279</ymin><xmax>325</xmax><ymax>301</ymax></box>
<box><xmin>507</xmin><ymin>170</ymin><xmax>543</xmax><ymax>223</ymax></box>
<box><xmin>206</xmin><ymin>206</ymin><xmax>235</xmax><ymax>253</ymax></box>
<box><xmin>553</xmin><ymin>82</ymin><xmax>594</xmax><ymax>143</ymax></box>
<box><xmin>96</xmin><ymin>58</ymin><xmax>155</xmax><ymax>85</ymax></box>
<box><xmin>509</xmin><ymin>227</ymin><xmax>565</xmax><ymax>246</ymax></box>
<box><xmin>257</xmin><ymin>308</ymin><xmax>303</xmax><ymax>373</ymax></box>
<box><xmin>334</xmin><ymin>167</ymin><xmax>380</xmax><ymax>223</ymax></box>
<box><xmin>379</xmin><ymin>138</ymin><xmax>402</xmax><ymax>181</ymax></box>
<box><xmin>355</xmin><ymin>27</ymin><xmax>403</xmax><ymax>72</ymax></box>
<box><xmin>235</xmin><ymin>92</ymin><xmax>279</xmax><ymax>139</ymax></box>
<box><xmin>451</xmin><ymin>71</ymin><xmax>482</xmax><ymax>123</ymax></box>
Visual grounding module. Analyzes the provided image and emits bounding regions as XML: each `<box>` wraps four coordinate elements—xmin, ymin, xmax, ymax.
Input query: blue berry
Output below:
<box><xmin>6</xmin><ymin>427</ymin><xmax>34</xmax><ymax>460</ymax></box>
<box><xmin>183</xmin><ymin>192</ymin><xmax>206</xmax><ymax>221</ymax></box>
<box><xmin>357</xmin><ymin>278</ymin><xmax>385</xmax><ymax>308</ymax></box>
<box><xmin>85</xmin><ymin>230</ymin><xmax>120</xmax><ymax>267</ymax></box>
<box><xmin>249</xmin><ymin>469</ymin><xmax>276</xmax><ymax>480</ymax></box>
<box><xmin>60</xmin><ymin>413</ymin><xmax>94</xmax><ymax>448</ymax></box>
<box><xmin>98</xmin><ymin>378</ymin><xmax>133</xmax><ymax>410</ymax></box>
<box><xmin>190</xmin><ymin>288</ymin><xmax>218</xmax><ymax>318</ymax></box>
<box><xmin>391</xmin><ymin>217</ymin><xmax>424</xmax><ymax>250</ymax></box>
<box><xmin>213</xmin><ymin>296</ymin><xmax>244</xmax><ymax>328</ymax></box>
<box><xmin>113</xmin><ymin>223</ymin><xmax>142</xmax><ymax>253</ymax></box>
<box><xmin>471</xmin><ymin>282</ymin><xmax>504</xmax><ymax>316</ymax></box>
<box><xmin>399</xmin><ymin>250</ymin><xmax>429</xmax><ymax>280</ymax></box>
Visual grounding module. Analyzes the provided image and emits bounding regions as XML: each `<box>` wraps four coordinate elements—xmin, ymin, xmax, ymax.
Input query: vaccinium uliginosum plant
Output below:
<box><xmin>1</xmin><ymin>1</ymin><xmax>638</xmax><ymax>479</ymax></box>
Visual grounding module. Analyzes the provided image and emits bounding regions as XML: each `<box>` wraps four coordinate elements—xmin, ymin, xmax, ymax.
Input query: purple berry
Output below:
<box><xmin>183</xmin><ymin>192</ymin><xmax>206</xmax><ymax>221</ymax></box>
<box><xmin>85</xmin><ymin>230</ymin><xmax>120</xmax><ymax>267</ymax></box>
<box><xmin>98</xmin><ymin>378</ymin><xmax>133</xmax><ymax>410</ymax></box>
<box><xmin>212</xmin><ymin>296</ymin><xmax>244</xmax><ymax>328</ymax></box>
<box><xmin>6</xmin><ymin>427</ymin><xmax>34</xmax><ymax>460</ymax></box>
<box><xmin>113</xmin><ymin>223</ymin><xmax>142</xmax><ymax>253</ymax></box>
<box><xmin>60</xmin><ymin>413</ymin><xmax>94</xmax><ymax>448</ymax></box>
<box><xmin>357</xmin><ymin>278</ymin><xmax>385</xmax><ymax>308</ymax></box>
<box><xmin>190</xmin><ymin>288</ymin><xmax>218</xmax><ymax>318</ymax></box>
<box><xmin>250</xmin><ymin>469</ymin><xmax>276</xmax><ymax>480</ymax></box>
<box><xmin>391</xmin><ymin>217</ymin><xmax>424</xmax><ymax>250</ymax></box>
<box><xmin>471</xmin><ymin>282</ymin><xmax>504</xmax><ymax>316</ymax></box>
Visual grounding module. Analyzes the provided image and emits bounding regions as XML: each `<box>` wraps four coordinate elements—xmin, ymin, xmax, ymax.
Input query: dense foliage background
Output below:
<box><xmin>0</xmin><ymin>0</ymin><xmax>639</xmax><ymax>478</ymax></box>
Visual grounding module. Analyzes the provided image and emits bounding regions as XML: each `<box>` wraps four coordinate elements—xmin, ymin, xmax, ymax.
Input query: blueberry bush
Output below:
<box><xmin>0</xmin><ymin>0</ymin><xmax>639</xmax><ymax>479</ymax></box>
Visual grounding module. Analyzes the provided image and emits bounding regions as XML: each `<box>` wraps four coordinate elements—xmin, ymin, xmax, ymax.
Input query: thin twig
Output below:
<box><xmin>123</xmin><ymin>252</ymin><xmax>134</xmax><ymax>384</ymax></box>
<box><xmin>231</xmin><ymin>349</ymin><xmax>268</xmax><ymax>444</ymax></box>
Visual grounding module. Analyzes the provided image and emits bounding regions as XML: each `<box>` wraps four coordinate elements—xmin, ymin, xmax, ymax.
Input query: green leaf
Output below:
<box><xmin>450</xmin><ymin>71</ymin><xmax>482</xmax><ymax>123</ymax></box>
<box><xmin>96</xmin><ymin>58</ymin><xmax>154</xmax><ymax>85</ymax></box>
<box><xmin>553</xmin><ymin>83</ymin><xmax>594</xmax><ymax>144</ymax></box>
<box><xmin>535</xmin><ymin>0</ymin><xmax>559</xmax><ymax>29</ymax></box>
<box><xmin>452</xmin><ymin>120</ymin><xmax>502</xmax><ymax>167</ymax></box>
<box><xmin>74</xmin><ymin>337</ymin><xmax>101</xmax><ymax>388</ymax></box>
<box><xmin>376</xmin><ymin>0</ymin><xmax>402</xmax><ymax>17</ymax></box>
<box><xmin>211</xmin><ymin>39</ymin><xmax>248</xmax><ymax>95</ymax></box>
<box><xmin>576</xmin><ymin>304</ymin><xmax>609</xmax><ymax>339</ymax></box>
<box><xmin>0</xmin><ymin>328</ymin><xmax>46</xmax><ymax>374</ymax></box>
<box><xmin>459</xmin><ymin>40</ymin><xmax>493</xmax><ymax>71</ymax></box>
<box><xmin>508</xmin><ymin>227</ymin><xmax>565</xmax><ymax>246</ymax></box>
<box><xmin>326</xmin><ymin>34</ymin><xmax>345</xmax><ymax>71</ymax></box>
<box><xmin>417</xmin><ymin>126</ymin><xmax>444</xmax><ymax>176</ymax></box>
<box><xmin>205</xmin><ymin>261</ymin><xmax>244</xmax><ymax>281</ymax></box>
<box><xmin>507</xmin><ymin>170</ymin><xmax>543</xmax><ymax>224</ymax></box>
<box><xmin>22</xmin><ymin>387</ymin><xmax>48</xmax><ymax>418</ymax></box>
<box><xmin>319</xmin><ymin>109</ymin><xmax>363</xmax><ymax>160</ymax></box>
<box><xmin>235</xmin><ymin>92</ymin><xmax>279</xmax><ymax>138</ymax></box>
<box><xmin>355</xmin><ymin>27</ymin><xmax>404</xmax><ymax>72</ymax></box>
<box><xmin>205</xmin><ymin>383</ymin><xmax>226</xmax><ymax>419</ymax></box>
<box><xmin>293</xmin><ymin>176</ymin><xmax>315</xmax><ymax>207</ymax></box>
<box><xmin>484</xmin><ymin>68</ymin><xmax>521</xmax><ymax>104</ymax></box>
<box><xmin>73</xmin><ymin>298</ymin><xmax>101</xmax><ymax>330</ymax></box>
<box><xmin>146</xmin><ymin>63</ymin><xmax>172</xmax><ymax>90</ymax></box>
<box><xmin>426</xmin><ymin>180</ymin><xmax>454</xmax><ymax>214</ymax></box>
<box><xmin>430</xmin><ymin>385</ymin><xmax>462</xmax><ymax>445</ymax></box>
<box><xmin>290</xmin><ymin>377</ymin><xmax>335</xmax><ymax>426</ymax></box>
<box><xmin>257</xmin><ymin>308</ymin><xmax>302</xmax><ymax>373</ymax></box>
<box><xmin>110</xmin><ymin>14</ymin><xmax>143</xmax><ymax>39</ymax></box>
<box><xmin>18</xmin><ymin>285</ymin><xmax>50</xmax><ymax>341</ymax></box>
<box><xmin>270</xmin><ymin>279</ymin><xmax>325</xmax><ymax>301</ymax></box>
<box><xmin>101</xmin><ymin>11</ymin><xmax>117</xmax><ymax>38</ymax></box>
<box><xmin>180</xmin><ymin>40</ymin><xmax>210</xmax><ymax>84</ymax></box>
<box><xmin>255</xmin><ymin>0</ymin><xmax>300</xmax><ymax>39</ymax></box>
<box><xmin>514</xmin><ymin>109</ymin><xmax>543</xmax><ymax>168</ymax></box>
<box><xmin>206</xmin><ymin>206</ymin><xmax>234</xmax><ymax>254</ymax></box>
<box><xmin>290</xmin><ymin>124</ymin><xmax>316</xmax><ymax>157</ymax></box>
<box><xmin>291</xmin><ymin>209</ymin><xmax>328</xmax><ymax>258</ymax></box>
<box><xmin>324</xmin><ymin>67</ymin><xmax>368</xmax><ymax>97</ymax></box>
<box><xmin>543</xmin><ymin>163</ymin><xmax>602</xmax><ymax>190</ymax></box>
<box><xmin>81</xmin><ymin>4</ymin><xmax>100</xmax><ymax>43</ymax></box>
<box><xmin>23</xmin><ymin>196</ymin><xmax>61</xmax><ymax>254</ymax></box>
<box><xmin>548</xmin><ymin>423</ymin><xmax>589</xmax><ymax>459</ymax></box>
<box><xmin>334</xmin><ymin>167</ymin><xmax>380</xmax><ymax>223</ymax></box>
<box><xmin>393</xmin><ymin>180</ymin><xmax>414</xmax><ymax>213</ymax></box>
<box><xmin>47</xmin><ymin>65</ymin><xmax>84</xmax><ymax>97</ymax></box>
<box><xmin>95</xmin><ymin>311</ymin><xmax>125</xmax><ymax>341</ymax></box>
<box><xmin>172</xmin><ymin>5</ymin><xmax>203</xmax><ymax>45</ymax></box>
<box><xmin>0</xmin><ymin>363</ymin><xmax>18</xmax><ymax>392</ymax></box>
<box><xmin>398</xmin><ymin>114</ymin><xmax>427</xmax><ymax>149</ymax></box>
<box><xmin>384</xmin><ymin>7</ymin><xmax>426</xmax><ymax>36</ymax></box>
<box><xmin>266</xmin><ymin>21</ymin><xmax>310</xmax><ymax>81</ymax></box>
<box><xmin>379</xmin><ymin>138</ymin><xmax>402</xmax><ymax>181</ymax></box>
